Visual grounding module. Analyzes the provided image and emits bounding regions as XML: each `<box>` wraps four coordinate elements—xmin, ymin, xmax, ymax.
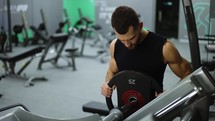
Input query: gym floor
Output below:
<box><xmin>0</xmin><ymin>37</ymin><xmax>214</xmax><ymax>120</ymax></box>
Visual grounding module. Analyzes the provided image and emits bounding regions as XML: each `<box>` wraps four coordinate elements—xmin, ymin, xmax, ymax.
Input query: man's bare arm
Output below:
<box><xmin>163</xmin><ymin>41</ymin><xmax>192</xmax><ymax>79</ymax></box>
<box><xmin>101</xmin><ymin>39</ymin><xmax>118</xmax><ymax>97</ymax></box>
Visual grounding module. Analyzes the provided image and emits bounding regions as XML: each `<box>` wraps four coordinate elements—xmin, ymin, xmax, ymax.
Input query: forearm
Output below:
<box><xmin>105</xmin><ymin>69</ymin><xmax>115</xmax><ymax>82</ymax></box>
<box><xmin>181</xmin><ymin>58</ymin><xmax>192</xmax><ymax>78</ymax></box>
<box><xmin>177</xmin><ymin>59</ymin><xmax>192</xmax><ymax>80</ymax></box>
<box><xmin>169</xmin><ymin>58</ymin><xmax>192</xmax><ymax>80</ymax></box>
<box><xmin>102</xmin><ymin>69</ymin><xmax>116</xmax><ymax>97</ymax></box>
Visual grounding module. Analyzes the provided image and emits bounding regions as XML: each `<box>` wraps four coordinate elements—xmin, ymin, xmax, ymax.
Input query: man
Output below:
<box><xmin>101</xmin><ymin>6</ymin><xmax>192</xmax><ymax>98</ymax></box>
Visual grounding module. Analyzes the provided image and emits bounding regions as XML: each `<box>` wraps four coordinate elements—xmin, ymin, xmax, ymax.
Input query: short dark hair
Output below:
<box><xmin>111</xmin><ymin>6</ymin><xmax>140</xmax><ymax>34</ymax></box>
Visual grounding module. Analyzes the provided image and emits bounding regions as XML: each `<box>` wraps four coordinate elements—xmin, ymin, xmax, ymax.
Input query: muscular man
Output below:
<box><xmin>101</xmin><ymin>6</ymin><xmax>192</xmax><ymax>98</ymax></box>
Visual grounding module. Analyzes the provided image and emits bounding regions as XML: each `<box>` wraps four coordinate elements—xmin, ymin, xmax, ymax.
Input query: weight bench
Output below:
<box><xmin>82</xmin><ymin>101</ymin><xmax>109</xmax><ymax>116</ymax></box>
<box><xmin>0</xmin><ymin>46</ymin><xmax>47</xmax><ymax>87</ymax></box>
<box><xmin>37</xmin><ymin>33</ymin><xmax>77</xmax><ymax>70</ymax></box>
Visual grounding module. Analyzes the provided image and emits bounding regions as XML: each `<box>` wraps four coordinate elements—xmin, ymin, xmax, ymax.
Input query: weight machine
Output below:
<box><xmin>201</xmin><ymin>0</ymin><xmax>215</xmax><ymax>71</ymax></box>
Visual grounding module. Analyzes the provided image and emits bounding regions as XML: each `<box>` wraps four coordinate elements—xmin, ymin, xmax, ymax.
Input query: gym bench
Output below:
<box><xmin>37</xmin><ymin>33</ymin><xmax>78</xmax><ymax>70</ymax></box>
<box><xmin>82</xmin><ymin>101</ymin><xmax>109</xmax><ymax>116</ymax></box>
<box><xmin>0</xmin><ymin>46</ymin><xmax>47</xmax><ymax>87</ymax></box>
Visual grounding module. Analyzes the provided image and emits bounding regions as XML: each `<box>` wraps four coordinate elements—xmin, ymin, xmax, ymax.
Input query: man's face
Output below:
<box><xmin>114</xmin><ymin>25</ymin><xmax>141</xmax><ymax>50</ymax></box>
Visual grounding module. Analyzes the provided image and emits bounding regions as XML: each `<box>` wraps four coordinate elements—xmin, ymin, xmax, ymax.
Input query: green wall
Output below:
<box><xmin>63</xmin><ymin>0</ymin><xmax>95</xmax><ymax>26</ymax></box>
<box><xmin>19</xmin><ymin>0</ymin><xmax>96</xmax><ymax>41</ymax></box>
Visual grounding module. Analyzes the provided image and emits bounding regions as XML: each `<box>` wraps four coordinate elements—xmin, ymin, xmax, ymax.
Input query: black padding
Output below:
<box><xmin>30</xmin><ymin>26</ymin><xmax>48</xmax><ymax>42</ymax></box>
<box><xmin>50</xmin><ymin>33</ymin><xmax>69</xmax><ymax>44</ymax></box>
<box><xmin>82</xmin><ymin>101</ymin><xmax>109</xmax><ymax>116</ymax></box>
<box><xmin>65</xmin><ymin>48</ymin><xmax>78</xmax><ymax>53</ymax></box>
<box><xmin>38</xmin><ymin>23</ymin><xmax>45</xmax><ymax>30</ymax></box>
<box><xmin>92</xmin><ymin>25</ymin><xmax>102</xmax><ymax>30</ymax></box>
<box><xmin>0</xmin><ymin>46</ymin><xmax>45</xmax><ymax>62</ymax></box>
<box><xmin>13</xmin><ymin>25</ymin><xmax>23</xmax><ymax>33</ymax></box>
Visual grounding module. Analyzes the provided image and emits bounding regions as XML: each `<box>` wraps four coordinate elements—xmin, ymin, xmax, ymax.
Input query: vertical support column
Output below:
<box><xmin>182</xmin><ymin>0</ymin><xmax>201</xmax><ymax>71</ymax></box>
<box><xmin>6</xmin><ymin>0</ymin><xmax>12</xmax><ymax>52</ymax></box>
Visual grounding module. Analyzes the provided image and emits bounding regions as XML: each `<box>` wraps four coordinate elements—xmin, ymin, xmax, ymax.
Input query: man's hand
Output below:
<box><xmin>101</xmin><ymin>82</ymin><xmax>113</xmax><ymax>97</ymax></box>
<box><xmin>155</xmin><ymin>90</ymin><xmax>165</xmax><ymax>97</ymax></box>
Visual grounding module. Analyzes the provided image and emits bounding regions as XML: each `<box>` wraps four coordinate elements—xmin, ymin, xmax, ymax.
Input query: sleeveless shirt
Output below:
<box><xmin>114</xmin><ymin>31</ymin><xmax>167</xmax><ymax>88</ymax></box>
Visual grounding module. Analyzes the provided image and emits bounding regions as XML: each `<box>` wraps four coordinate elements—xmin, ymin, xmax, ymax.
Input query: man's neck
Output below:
<box><xmin>139</xmin><ymin>30</ymin><xmax>149</xmax><ymax>43</ymax></box>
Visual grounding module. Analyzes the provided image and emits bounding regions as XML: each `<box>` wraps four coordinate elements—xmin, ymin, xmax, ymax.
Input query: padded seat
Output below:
<box><xmin>82</xmin><ymin>101</ymin><xmax>109</xmax><ymax>116</ymax></box>
<box><xmin>0</xmin><ymin>46</ymin><xmax>47</xmax><ymax>87</ymax></box>
<box><xmin>0</xmin><ymin>46</ymin><xmax>45</xmax><ymax>62</ymax></box>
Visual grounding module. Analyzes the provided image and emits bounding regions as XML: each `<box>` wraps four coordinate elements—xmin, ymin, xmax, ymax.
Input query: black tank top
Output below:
<box><xmin>114</xmin><ymin>31</ymin><xmax>167</xmax><ymax>88</ymax></box>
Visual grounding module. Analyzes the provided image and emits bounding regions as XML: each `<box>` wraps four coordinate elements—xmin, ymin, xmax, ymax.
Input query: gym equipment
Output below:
<box><xmin>202</xmin><ymin>0</ymin><xmax>215</xmax><ymax>53</ymax></box>
<box><xmin>25</xmin><ymin>10</ymin><xmax>78</xmax><ymax>71</ymax></box>
<box><xmin>181</xmin><ymin>0</ymin><xmax>201</xmax><ymax>71</ymax></box>
<box><xmin>82</xmin><ymin>101</ymin><xmax>109</xmax><ymax>116</ymax></box>
<box><xmin>71</xmin><ymin>16</ymin><xmax>94</xmax><ymax>56</ymax></box>
<box><xmin>55</xmin><ymin>8</ymin><xmax>78</xmax><ymax>36</ymax></box>
<box><xmin>20</xmin><ymin>10</ymin><xmax>33</xmax><ymax>47</ymax></box>
<box><xmin>69</xmin><ymin>8</ymin><xmax>112</xmax><ymax>63</ymax></box>
<box><xmin>0</xmin><ymin>66</ymin><xmax>214</xmax><ymax>121</ymax></box>
<box><xmin>182</xmin><ymin>0</ymin><xmax>215</xmax><ymax>120</ymax></box>
<box><xmin>11</xmin><ymin>25</ymin><xmax>23</xmax><ymax>46</ymax></box>
<box><xmin>0</xmin><ymin>104</ymin><xmax>102</xmax><ymax>121</ymax></box>
<box><xmin>182</xmin><ymin>0</ymin><xmax>215</xmax><ymax>71</ymax></box>
<box><xmin>91</xmin><ymin>28</ymin><xmax>114</xmax><ymax>63</ymax></box>
<box><xmin>11</xmin><ymin>11</ymin><xmax>32</xmax><ymax>47</ymax></box>
<box><xmin>194</xmin><ymin>0</ymin><xmax>215</xmax><ymax>71</ymax></box>
<box><xmin>29</xmin><ymin>9</ymin><xmax>49</xmax><ymax>46</ymax></box>
<box><xmin>30</xmin><ymin>25</ymin><xmax>49</xmax><ymax>45</ymax></box>
<box><xmin>56</xmin><ymin>9</ymin><xmax>71</xmax><ymax>34</ymax></box>
<box><xmin>71</xmin><ymin>17</ymin><xmax>113</xmax><ymax>63</ymax></box>
<box><xmin>124</xmin><ymin>66</ymin><xmax>215</xmax><ymax>121</ymax></box>
<box><xmin>83</xmin><ymin>70</ymin><xmax>162</xmax><ymax>119</ymax></box>
<box><xmin>106</xmin><ymin>71</ymin><xmax>162</xmax><ymax>118</ymax></box>
<box><xmin>201</xmin><ymin>35</ymin><xmax>215</xmax><ymax>52</ymax></box>
<box><xmin>37</xmin><ymin>33</ymin><xmax>77</xmax><ymax>70</ymax></box>
<box><xmin>0</xmin><ymin>0</ymin><xmax>12</xmax><ymax>52</ymax></box>
<box><xmin>30</xmin><ymin>9</ymin><xmax>48</xmax><ymax>45</ymax></box>
<box><xmin>0</xmin><ymin>0</ymin><xmax>7</xmax><ymax>53</ymax></box>
<box><xmin>0</xmin><ymin>26</ymin><xmax>7</xmax><ymax>53</ymax></box>
<box><xmin>0</xmin><ymin>45</ymin><xmax>47</xmax><ymax>87</ymax></box>
<box><xmin>12</xmin><ymin>9</ymin><xmax>48</xmax><ymax>46</ymax></box>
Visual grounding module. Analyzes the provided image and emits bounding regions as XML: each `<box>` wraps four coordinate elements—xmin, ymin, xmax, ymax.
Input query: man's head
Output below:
<box><xmin>111</xmin><ymin>6</ymin><xmax>140</xmax><ymax>34</ymax></box>
<box><xmin>111</xmin><ymin>6</ymin><xmax>143</xmax><ymax>50</ymax></box>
